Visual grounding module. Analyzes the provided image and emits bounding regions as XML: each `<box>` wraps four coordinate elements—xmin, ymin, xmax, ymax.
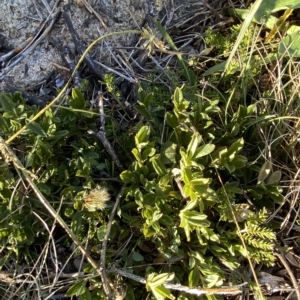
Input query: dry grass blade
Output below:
<box><xmin>223</xmin><ymin>0</ymin><xmax>264</xmax><ymax>75</ymax></box>
<box><xmin>275</xmin><ymin>251</ymin><xmax>300</xmax><ymax>300</ymax></box>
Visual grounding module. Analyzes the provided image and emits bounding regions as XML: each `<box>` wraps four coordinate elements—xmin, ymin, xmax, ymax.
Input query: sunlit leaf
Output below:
<box><xmin>258</xmin><ymin>161</ymin><xmax>272</xmax><ymax>184</ymax></box>
<box><xmin>194</xmin><ymin>144</ymin><xmax>215</xmax><ymax>158</ymax></box>
<box><xmin>267</xmin><ymin>170</ymin><xmax>282</xmax><ymax>184</ymax></box>
<box><xmin>65</xmin><ymin>280</ymin><xmax>86</xmax><ymax>296</ymax></box>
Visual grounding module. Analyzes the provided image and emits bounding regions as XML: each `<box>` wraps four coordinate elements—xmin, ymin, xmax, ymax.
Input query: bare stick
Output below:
<box><xmin>110</xmin><ymin>266</ymin><xmax>248</xmax><ymax>296</ymax></box>
<box><xmin>87</xmin><ymin>130</ymin><xmax>124</xmax><ymax>171</ymax></box>
<box><xmin>63</xmin><ymin>4</ymin><xmax>104</xmax><ymax>80</ymax></box>
<box><xmin>100</xmin><ymin>185</ymin><xmax>126</xmax><ymax>300</ymax></box>
<box><xmin>75</xmin><ymin>0</ymin><xmax>107</xmax><ymax>28</ymax></box>
<box><xmin>275</xmin><ymin>251</ymin><xmax>300</xmax><ymax>299</ymax></box>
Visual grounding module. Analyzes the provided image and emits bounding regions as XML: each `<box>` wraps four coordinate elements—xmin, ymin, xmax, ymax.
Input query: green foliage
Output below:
<box><xmin>120</xmin><ymin>80</ymin><xmax>281</xmax><ymax>297</ymax></box>
<box><xmin>0</xmin><ymin>13</ymin><xmax>294</xmax><ymax>299</ymax></box>
<box><xmin>0</xmin><ymin>90</ymin><xmax>117</xmax><ymax>263</ymax></box>
<box><xmin>233</xmin><ymin>0</ymin><xmax>300</xmax><ymax>57</ymax></box>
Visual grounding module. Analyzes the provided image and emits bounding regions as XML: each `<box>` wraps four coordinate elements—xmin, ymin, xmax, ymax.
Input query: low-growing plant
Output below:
<box><xmin>117</xmin><ymin>81</ymin><xmax>282</xmax><ymax>297</ymax></box>
<box><xmin>0</xmin><ymin>3</ymin><xmax>299</xmax><ymax>299</ymax></box>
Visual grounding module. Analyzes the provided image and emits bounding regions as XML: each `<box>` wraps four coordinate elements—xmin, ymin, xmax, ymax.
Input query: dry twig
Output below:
<box><xmin>100</xmin><ymin>185</ymin><xmax>126</xmax><ymax>300</ymax></box>
<box><xmin>87</xmin><ymin>129</ymin><xmax>124</xmax><ymax>171</ymax></box>
<box><xmin>110</xmin><ymin>266</ymin><xmax>248</xmax><ymax>297</ymax></box>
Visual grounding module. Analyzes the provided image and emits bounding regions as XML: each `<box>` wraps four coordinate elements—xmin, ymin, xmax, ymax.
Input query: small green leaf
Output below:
<box><xmin>81</xmin><ymin>289</ymin><xmax>92</xmax><ymax>300</ymax></box>
<box><xmin>231</xmin><ymin>155</ymin><xmax>247</xmax><ymax>168</ymax></box>
<box><xmin>148</xmin><ymin>273</ymin><xmax>170</xmax><ymax>288</ymax></box>
<box><xmin>279</xmin><ymin>31</ymin><xmax>300</xmax><ymax>57</ymax></box>
<box><xmin>65</xmin><ymin>280</ymin><xmax>86</xmax><ymax>296</ymax></box>
<box><xmin>71</xmin><ymin>89</ymin><xmax>86</xmax><ymax>109</ymax></box>
<box><xmin>161</xmin><ymin>142</ymin><xmax>177</xmax><ymax>164</ymax></box>
<box><xmin>190</xmin><ymin>178</ymin><xmax>211</xmax><ymax>186</ymax></box>
<box><xmin>227</xmin><ymin>138</ymin><xmax>244</xmax><ymax>158</ymax></box>
<box><xmin>48</xmin><ymin>129</ymin><xmax>69</xmax><ymax>139</ymax></box>
<box><xmin>181</xmin><ymin>166</ymin><xmax>193</xmax><ymax>184</ymax></box>
<box><xmin>151</xmin><ymin>285</ymin><xmax>175</xmax><ymax>300</ymax></box>
<box><xmin>258</xmin><ymin>161</ymin><xmax>272</xmax><ymax>183</ymax></box>
<box><xmin>36</xmin><ymin>182</ymin><xmax>51</xmax><ymax>195</ymax></box>
<box><xmin>188</xmin><ymin>268</ymin><xmax>200</xmax><ymax>287</ymax></box>
<box><xmin>97</xmin><ymin>225</ymin><xmax>106</xmax><ymax>241</ymax></box>
<box><xmin>0</xmin><ymin>93</ymin><xmax>15</xmax><ymax>111</ymax></box>
<box><xmin>132</xmin><ymin>148</ymin><xmax>141</xmax><ymax>162</ymax></box>
<box><xmin>120</xmin><ymin>170</ymin><xmax>134</xmax><ymax>183</ymax></box>
<box><xmin>187</xmin><ymin>133</ymin><xmax>201</xmax><ymax>158</ymax></box>
<box><xmin>159</xmin><ymin>215</ymin><xmax>173</xmax><ymax>227</ymax></box>
<box><xmin>267</xmin><ymin>170</ymin><xmax>282</xmax><ymax>184</ymax></box>
<box><xmin>173</xmin><ymin>87</ymin><xmax>183</xmax><ymax>105</ymax></box>
<box><xmin>202</xmin><ymin>61</ymin><xmax>226</xmax><ymax>76</ymax></box>
<box><xmin>182</xmin><ymin>200</ymin><xmax>198</xmax><ymax>212</ymax></box>
<box><xmin>27</xmin><ymin>121</ymin><xmax>47</xmax><ymax>137</ymax></box>
<box><xmin>194</xmin><ymin>144</ymin><xmax>215</xmax><ymax>158</ymax></box>
<box><xmin>165</xmin><ymin>112</ymin><xmax>179</xmax><ymax>128</ymax></box>
<box><xmin>135</xmin><ymin>125</ymin><xmax>151</xmax><ymax>146</ymax></box>
<box><xmin>135</xmin><ymin>104</ymin><xmax>152</xmax><ymax>119</ymax></box>
<box><xmin>71</xmin><ymin>211</ymin><xmax>82</xmax><ymax>235</ymax></box>
<box><xmin>150</xmin><ymin>155</ymin><xmax>167</xmax><ymax>176</ymax></box>
<box><xmin>142</xmin><ymin>146</ymin><xmax>156</xmax><ymax>160</ymax></box>
<box><xmin>180</xmin><ymin>210</ymin><xmax>210</xmax><ymax>227</ymax></box>
<box><xmin>132</xmin><ymin>251</ymin><xmax>144</xmax><ymax>262</ymax></box>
